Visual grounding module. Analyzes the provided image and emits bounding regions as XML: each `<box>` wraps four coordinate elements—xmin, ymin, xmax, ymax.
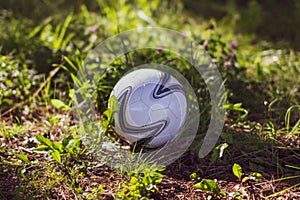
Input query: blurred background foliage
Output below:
<box><xmin>0</xmin><ymin>0</ymin><xmax>299</xmax><ymax>124</ymax></box>
<box><xmin>184</xmin><ymin>0</ymin><xmax>300</xmax><ymax>50</ymax></box>
<box><xmin>1</xmin><ymin>0</ymin><xmax>299</xmax><ymax>49</ymax></box>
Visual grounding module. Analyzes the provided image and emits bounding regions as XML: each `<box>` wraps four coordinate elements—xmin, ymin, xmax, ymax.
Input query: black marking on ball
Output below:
<box><xmin>153</xmin><ymin>72</ymin><xmax>184</xmax><ymax>99</ymax></box>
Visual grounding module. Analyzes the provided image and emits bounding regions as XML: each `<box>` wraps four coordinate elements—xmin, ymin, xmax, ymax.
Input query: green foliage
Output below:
<box><xmin>190</xmin><ymin>172</ymin><xmax>200</xmax><ymax>182</ymax></box>
<box><xmin>259</xmin><ymin>169</ymin><xmax>300</xmax><ymax>199</ymax></box>
<box><xmin>101</xmin><ymin>95</ymin><xmax>119</xmax><ymax>135</ymax></box>
<box><xmin>190</xmin><ymin>163</ymin><xmax>263</xmax><ymax>198</ymax></box>
<box><xmin>35</xmin><ymin>135</ymin><xmax>84</xmax><ymax>164</ymax></box>
<box><xmin>232</xmin><ymin>163</ymin><xmax>262</xmax><ymax>183</ymax></box>
<box><xmin>0</xmin><ymin>120</ymin><xmax>30</xmax><ymax>138</ymax></box>
<box><xmin>284</xmin><ymin>105</ymin><xmax>300</xmax><ymax>135</ymax></box>
<box><xmin>262</xmin><ymin>105</ymin><xmax>300</xmax><ymax>138</ymax></box>
<box><xmin>38</xmin><ymin>14</ymin><xmax>74</xmax><ymax>53</ymax></box>
<box><xmin>223</xmin><ymin>103</ymin><xmax>248</xmax><ymax>121</ymax></box>
<box><xmin>15</xmin><ymin>153</ymin><xmax>30</xmax><ymax>163</ymax></box>
<box><xmin>50</xmin><ymin>99</ymin><xmax>71</xmax><ymax>111</ymax></box>
<box><xmin>232</xmin><ymin>163</ymin><xmax>243</xmax><ymax>180</ymax></box>
<box><xmin>199</xmin><ymin>23</ymin><xmax>245</xmax><ymax>83</ymax></box>
<box><xmin>185</xmin><ymin>0</ymin><xmax>300</xmax><ymax>49</ymax></box>
<box><xmin>194</xmin><ymin>178</ymin><xmax>226</xmax><ymax>196</ymax></box>
<box><xmin>210</xmin><ymin>143</ymin><xmax>229</xmax><ymax>163</ymax></box>
<box><xmin>117</xmin><ymin>165</ymin><xmax>164</xmax><ymax>199</ymax></box>
<box><xmin>51</xmin><ymin>150</ymin><xmax>62</xmax><ymax>164</ymax></box>
<box><xmin>0</xmin><ymin>55</ymin><xmax>37</xmax><ymax>112</ymax></box>
<box><xmin>83</xmin><ymin>184</ymin><xmax>106</xmax><ymax>200</ymax></box>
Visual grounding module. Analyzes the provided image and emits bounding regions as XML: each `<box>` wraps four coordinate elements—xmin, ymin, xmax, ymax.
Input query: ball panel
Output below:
<box><xmin>127</xmin><ymin>100</ymin><xmax>150</xmax><ymax>126</ymax></box>
<box><xmin>148</xmin><ymin>105</ymin><xmax>168</xmax><ymax>125</ymax></box>
<box><xmin>128</xmin><ymin>86</ymin><xmax>143</xmax><ymax>105</ymax></box>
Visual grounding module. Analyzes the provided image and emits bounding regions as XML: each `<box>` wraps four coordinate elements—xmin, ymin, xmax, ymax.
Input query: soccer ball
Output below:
<box><xmin>110</xmin><ymin>68</ymin><xmax>187</xmax><ymax>148</ymax></box>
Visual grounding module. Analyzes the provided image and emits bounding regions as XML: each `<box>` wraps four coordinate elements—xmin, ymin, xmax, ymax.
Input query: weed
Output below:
<box><xmin>0</xmin><ymin>120</ymin><xmax>30</xmax><ymax>138</ymax></box>
<box><xmin>192</xmin><ymin>175</ymin><xmax>226</xmax><ymax>198</ymax></box>
<box><xmin>116</xmin><ymin>165</ymin><xmax>165</xmax><ymax>199</ymax></box>
<box><xmin>34</xmin><ymin>134</ymin><xmax>84</xmax><ymax>165</ymax></box>
<box><xmin>284</xmin><ymin>105</ymin><xmax>300</xmax><ymax>135</ymax></box>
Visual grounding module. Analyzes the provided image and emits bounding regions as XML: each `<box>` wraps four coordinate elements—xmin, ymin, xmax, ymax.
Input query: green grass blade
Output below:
<box><xmin>266</xmin><ymin>182</ymin><xmax>300</xmax><ymax>198</ymax></box>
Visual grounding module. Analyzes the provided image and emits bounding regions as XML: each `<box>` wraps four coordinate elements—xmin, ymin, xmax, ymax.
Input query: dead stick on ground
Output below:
<box><xmin>1</xmin><ymin>65</ymin><xmax>62</xmax><ymax>117</ymax></box>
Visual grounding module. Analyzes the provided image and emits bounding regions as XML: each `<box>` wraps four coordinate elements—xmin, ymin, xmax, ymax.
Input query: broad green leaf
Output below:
<box><xmin>50</xmin><ymin>99</ymin><xmax>71</xmax><ymax>111</ymax></box>
<box><xmin>36</xmin><ymin>135</ymin><xmax>53</xmax><ymax>149</ymax></box>
<box><xmin>53</xmin><ymin>142</ymin><xmax>64</xmax><ymax>152</ymax></box>
<box><xmin>130</xmin><ymin>176</ymin><xmax>138</xmax><ymax>184</ymax></box>
<box><xmin>16</xmin><ymin>153</ymin><xmax>29</xmax><ymax>163</ymax></box>
<box><xmin>242</xmin><ymin>177</ymin><xmax>249</xmax><ymax>183</ymax></box>
<box><xmin>108</xmin><ymin>95</ymin><xmax>119</xmax><ymax>113</ymax></box>
<box><xmin>220</xmin><ymin>191</ymin><xmax>227</xmax><ymax>196</ymax></box>
<box><xmin>194</xmin><ymin>179</ymin><xmax>221</xmax><ymax>195</ymax></box>
<box><xmin>103</xmin><ymin>109</ymin><xmax>111</xmax><ymax>119</ymax></box>
<box><xmin>34</xmin><ymin>145</ymin><xmax>49</xmax><ymax>151</ymax></box>
<box><xmin>66</xmin><ymin>147</ymin><xmax>74</xmax><ymax>155</ymax></box>
<box><xmin>251</xmin><ymin>172</ymin><xmax>263</xmax><ymax>179</ymax></box>
<box><xmin>190</xmin><ymin>172</ymin><xmax>198</xmax><ymax>181</ymax></box>
<box><xmin>232</xmin><ymin>163</ymin><xmax>243</xmax><ymax>180</ymax></box>
<box><xmin>51</xmin><ymin>150</ymin><xmax>62</xmax><ymax>164</ymax></box>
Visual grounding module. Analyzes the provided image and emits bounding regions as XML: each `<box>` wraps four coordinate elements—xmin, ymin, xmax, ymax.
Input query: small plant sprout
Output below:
<box><xmin>194</xmin><ymin>178</ymin><xmax>226</xmax><ymax>197</ymax></box>
<box><xmin>232</xmin><ymin>163</ymin><xmax>262</xmax><ymax>183</ymax></box>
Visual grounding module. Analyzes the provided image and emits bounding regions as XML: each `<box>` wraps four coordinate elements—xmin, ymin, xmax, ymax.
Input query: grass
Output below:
<box><xmin>0</xmin><ymin>0</ymin><xmax>300</xmax><ymax>199</ymax></box>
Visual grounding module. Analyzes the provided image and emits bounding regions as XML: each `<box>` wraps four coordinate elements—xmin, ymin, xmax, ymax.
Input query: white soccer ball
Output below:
<box><xmin>110</xmin><ymin>68</ymin><xmax>187</xmax><ymax>148</ymax></box>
